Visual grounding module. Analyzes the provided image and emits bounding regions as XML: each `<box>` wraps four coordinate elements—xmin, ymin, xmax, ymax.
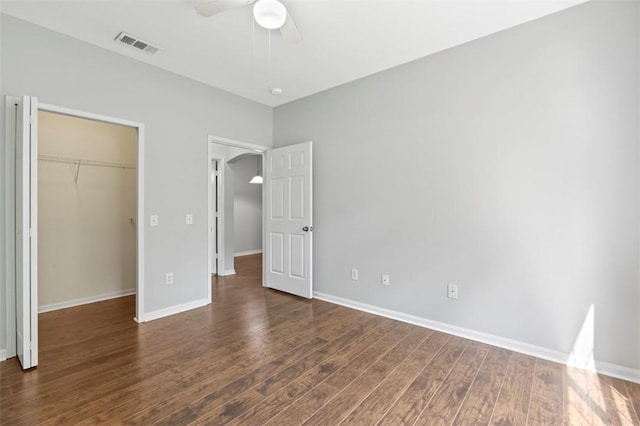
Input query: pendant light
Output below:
<box><xmin>250</xmin><ymin>156</ymin><xmax>263</xmax><ymax>184</ymax></box>
<box><xmin>253</xmin><ymin>0</ymin><xmax>287</xmax><ymax>30</ymax></box>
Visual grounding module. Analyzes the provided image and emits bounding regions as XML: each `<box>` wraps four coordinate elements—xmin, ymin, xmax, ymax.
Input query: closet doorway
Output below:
<box><xmin>6</xmin><ymin>96</ymin><xmax>145</xmax><ymax>369</ymax></box>
<box><xmin>38</xmin><ymin>111</ymin><xmax>137</xmax><ymax>314</ymax></box>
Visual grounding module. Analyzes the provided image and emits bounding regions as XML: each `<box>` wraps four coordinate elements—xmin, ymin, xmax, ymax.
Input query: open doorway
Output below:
<box><xmin>229</xmin><ymin>154</ymin><xmax>263</xmax><ymax>277</ymax></box>
<box><xmin>207</xmin><ymin>136</ymin><xmax>314</xmax><ymax>302</ymax></box>
<box><xmin>207</xmin><ymin>137</ymin><xmax>268</xmax><ymax>290</ymax></box>
<box><xmin>38</xmin><ymin>111</ymin><xmax>137</xmax><ymax>314</ymax></box>
<box><xmin>4</xmin><ymin>96</ymin><xmax>145</xmax><ymax>368</ymax></box>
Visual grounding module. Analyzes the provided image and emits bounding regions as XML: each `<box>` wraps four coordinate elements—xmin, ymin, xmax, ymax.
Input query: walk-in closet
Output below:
<box><xmin>38</xmin><ymin>111</ymin><xmax>137</xmax><ymax>313</ymax></box>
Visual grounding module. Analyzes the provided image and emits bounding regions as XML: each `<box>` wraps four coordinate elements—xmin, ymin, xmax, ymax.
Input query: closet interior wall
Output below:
<box><xmin>38</xmin><ymin>111</ymin><xmax>137</xmax><ymax>312</ymax></box>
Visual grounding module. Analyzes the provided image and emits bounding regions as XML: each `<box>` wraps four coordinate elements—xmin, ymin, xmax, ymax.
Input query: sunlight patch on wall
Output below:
<box><xmin>567</xmin><ymin>304</ymin><xmax>595</xmax><ymax>370</ymax></box>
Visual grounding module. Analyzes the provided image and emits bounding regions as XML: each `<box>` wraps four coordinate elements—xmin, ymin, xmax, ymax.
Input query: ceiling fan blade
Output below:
<box><xmin>195</xmin><ymin>0</ymin><xmax>255</xmax><ymax>18</ymax></box>
<box><xmin>280</xmin><ymin>14</ymin><xmax>302</xmax><ymax>44</ymax></box>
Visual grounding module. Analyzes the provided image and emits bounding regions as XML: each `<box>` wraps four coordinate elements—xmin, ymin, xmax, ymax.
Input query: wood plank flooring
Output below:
<box><xmin>1</xmin><ymin>254</ymin><xmax>639</xmax><ymax>425</ymax></box>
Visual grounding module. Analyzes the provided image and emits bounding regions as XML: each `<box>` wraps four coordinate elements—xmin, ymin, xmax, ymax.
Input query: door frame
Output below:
<box><xmin>207</xmin><ymin>135</ymin><xmax>268</xmax><ymax>290</ymax></box>
<box><xmin>4</xmin><ymin>97</ymin><xmax>146</xmax><ymax>359</ymax></box>
<box><xmin>209</xmin><ymin>158</ymin><xmax>220</xmax><ymax>278</ymax></box>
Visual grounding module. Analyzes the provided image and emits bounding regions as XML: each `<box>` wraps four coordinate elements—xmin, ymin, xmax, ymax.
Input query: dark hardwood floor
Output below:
<box><xmin>1</xmin><ymin>254</ymin><xmax>639</xmax><ymax>425</ymax></box>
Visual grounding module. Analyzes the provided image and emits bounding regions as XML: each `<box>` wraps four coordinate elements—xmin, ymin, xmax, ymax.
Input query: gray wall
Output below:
<box><xmin>1</xmin><ymin>13</ymin><xmax>272</xmax><ymax>350</ymax></box>
<box><xmin>231</xmin><ymin>155</ymin><xmax>263</xmax><ymax>254</ymax></box>
<box><xmin>274</xmin><ymin>1</ymin><xmax>640</xmax><ymax>369</ymax></box>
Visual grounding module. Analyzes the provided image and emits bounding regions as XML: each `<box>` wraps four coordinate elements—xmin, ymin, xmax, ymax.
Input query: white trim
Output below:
<box><xmin>0</xmin><ymin>349</ymin><xmax>6</xmax><ymax>362</ymax></box>
<box><xmin>208</xmin><ymin>156</ymin><xmax>214</xmax><ymax>299</ymax></box>
<box><xmin>137</xmin><ymin>298</ymin><xmax>209</xmax><ymax>323</ymax></box>
<box><xmin>38</xmin><ymin>289</ymin><xmax>135</xmax><ymax>313</ymax></box>
<box><xmin>38</xmin><ymin>103</ymin><xmax>143</xmax><ymax>128</ymax></box>
<box><xmin>234</xmin><ymin>249</ymin><xmax>263</xmax><ymax>257</ymax></box>
<box><xmin>206</xmin><ymin>135</ymin><xmax>269</xmax><ymax>153</ymax></box>
<box><xmin>136</xmin><ymin>125</ymin><xmax>145</xmax><ymax>321</ymax></box>
<box><xmin>261</xmin><ymin>153</ymin><xmax>266</xmax><ymax>289</ymax></box>
<box><xmin>314</xmin><ymin>292</ymin><xmax>640</xmax><ymax>385</ymax></box>
<box><xmin>220</xmin><ymin>269</ymin><xmax>236</xmax><ymax>276</ymax></box>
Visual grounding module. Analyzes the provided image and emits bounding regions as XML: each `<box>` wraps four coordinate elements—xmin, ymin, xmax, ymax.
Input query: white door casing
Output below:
<box><xmin>210</xmin><ymin>159</ymin><xmax>219</xmax><ymax>276</ymax></box>
<box><xmin>265</xmin><ymin>142</ymin><xmax>313</xmax><ymax>299</ymax></box>
<box><xmin>15</xmin><ymin>95</ymin><xmax>38</xmax><ymax>370</ymax></box>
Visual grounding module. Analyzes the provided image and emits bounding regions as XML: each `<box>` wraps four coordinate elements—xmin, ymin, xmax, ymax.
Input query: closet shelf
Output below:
<box><xmin>39</xmin><ymin>154</ymin><xmax>135</xmax><ymax>170</ymax></box>
<box><xmin>39</xmin><ymin>154</ymin><xmax>135</xmax><ymax>184</ymax></box>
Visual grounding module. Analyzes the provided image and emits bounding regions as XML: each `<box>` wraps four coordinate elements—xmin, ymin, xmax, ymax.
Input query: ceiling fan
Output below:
<box><xmin>195</xmin><ymin>0</ymin><xmax>302</xmax><ymax>44</ymax></box>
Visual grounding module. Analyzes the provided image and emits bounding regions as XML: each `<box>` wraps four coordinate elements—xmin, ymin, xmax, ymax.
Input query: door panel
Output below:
<box><xmin>15</xmin><ymin>95</ymin><xmax>38</xmax><ymax>370</ymax></box>
<box><xmin>270</xmin><ymin>232</ymin><xmax>284</xmax><ymax>274</ymax></box>
<box><xmin>270</xmin><ymin>178</ymin><xmax>284</xmax><ymax>219</ymax></box>
<box><xmin>265</xmin><ymin>142</ymin><xmax>312</xmax><ymax>299</ymax></box>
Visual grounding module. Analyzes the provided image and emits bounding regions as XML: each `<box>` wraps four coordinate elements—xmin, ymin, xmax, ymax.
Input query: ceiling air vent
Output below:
<box><xmin>114</xmin><ymin>31</ymin><xmax>162</xmax><ymax>55</ymax></box>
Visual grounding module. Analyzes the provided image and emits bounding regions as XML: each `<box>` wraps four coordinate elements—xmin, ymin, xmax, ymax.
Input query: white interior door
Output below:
<box><xmin>15</xmin><ymin>95</ymin><xmax>38</xmax><ymax>370</ymax></box>
<box><xmin>265</xmin><ymin>142</ymin><xmax>312</xmax><ymax>298</ymax></box>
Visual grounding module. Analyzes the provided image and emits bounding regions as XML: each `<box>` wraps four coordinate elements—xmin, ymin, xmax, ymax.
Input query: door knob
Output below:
<box><xmin>302</xmin><ymin>226</ymin><xmax>309</xmax><ymax>232</ymax></box>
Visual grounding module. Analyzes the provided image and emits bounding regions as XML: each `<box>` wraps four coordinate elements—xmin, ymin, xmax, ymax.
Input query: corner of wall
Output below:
<box><xmin>314</xmin><ymin>292</ymin><xmax>640</xmax><ymax>385</ymax></box>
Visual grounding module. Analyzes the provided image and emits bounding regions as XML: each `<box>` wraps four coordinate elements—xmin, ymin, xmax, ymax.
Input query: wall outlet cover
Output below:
<box><xmin>447</xmin><ymin>284</ymin><xmax>458</xmax><ymax>299</ymax></box>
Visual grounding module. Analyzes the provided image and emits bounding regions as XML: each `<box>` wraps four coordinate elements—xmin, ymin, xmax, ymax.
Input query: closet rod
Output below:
<box><xmin>38</xmin><ymin>154</ymin><xmax>135</xmax><ymax>170</ymax></box>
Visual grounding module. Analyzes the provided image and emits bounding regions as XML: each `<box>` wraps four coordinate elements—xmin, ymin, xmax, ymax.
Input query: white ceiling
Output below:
<box><xmin>1</xmin><ymin>0</ymin><xmax>587</xmax><ymax>107</ymax></box>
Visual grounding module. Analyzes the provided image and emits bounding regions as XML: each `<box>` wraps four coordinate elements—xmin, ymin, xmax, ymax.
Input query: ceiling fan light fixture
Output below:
<box><xmin>253</xmin><ymin>0</ymin><xmax>287</xmax><ymax>30</ymax></box>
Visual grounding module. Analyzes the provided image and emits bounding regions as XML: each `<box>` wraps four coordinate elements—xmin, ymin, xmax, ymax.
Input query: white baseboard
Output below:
<box><xmin>38</xmin><ymin>289</ymin><xmax>136</xmax><ymax>313</ymax></box>
<box><xmin>314</xmin><ymin>292</ymin><xmax>640</xmax><ymax>385</ymax></box>
<box><xmin>234</xmin><ymin>250</ymin><xmax>262</xmax><ymax>257</ymax></box>
<box><xmin>220</xmin><ymin>269</ymin><xmax>236</xmax><ymax>276</ymax></box>
<box><xmin>0</xmin><ymin>349</ymin><xmax>7</xmax><ymax>362</ymax></box>
<box><xmin>137</xmin><ymin>298</ymin><xmax>209</xmax><ymax>323</ymax></box>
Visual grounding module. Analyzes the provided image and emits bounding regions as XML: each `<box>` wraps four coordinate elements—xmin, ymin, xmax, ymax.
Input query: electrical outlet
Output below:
<box><xmin>166</xmin><ymin>272</ymin><xmax>174</xmax><ymax>285</ymax></box>
<box><xmin>382</xmin><ymin>274</ymin><xmax>390</xmax><ymax>286</ymax></box>
<box><xmin>351</xmin><ymin>268</ymin><xmax>359</xmax><ymax>281</ymax></box>
<box><xmin>447</xmin><ymin>284</ymin><xmax>458</xmax><ymax>299</ymax></box>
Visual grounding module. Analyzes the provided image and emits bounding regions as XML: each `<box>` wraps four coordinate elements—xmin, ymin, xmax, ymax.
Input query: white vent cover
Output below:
<box><xmin>114</xmin><ymin>31</ymin><xmax>162</xmax><ymax>55</ymax></box>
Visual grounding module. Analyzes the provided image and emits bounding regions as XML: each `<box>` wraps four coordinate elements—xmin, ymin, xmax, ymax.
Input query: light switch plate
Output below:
<box><xmin>186</xmin><ymin>214</ymin><xmax>194</xmax><ymax>225</ymax></box>
<box><xmin>150</xmin><ymin>215</ymin><xmax>159</xmax><ymax>227</ymax></box>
